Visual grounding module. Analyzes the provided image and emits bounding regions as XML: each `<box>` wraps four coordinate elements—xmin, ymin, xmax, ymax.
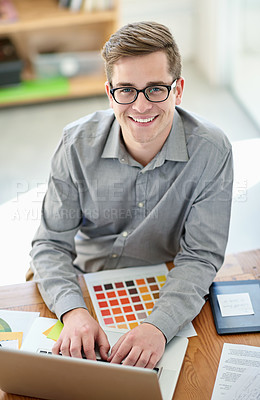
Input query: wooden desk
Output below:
<box><xmin>0</xmin><ymin>249</ymin><xmax>260</xmax><ymax>400</ymax></box>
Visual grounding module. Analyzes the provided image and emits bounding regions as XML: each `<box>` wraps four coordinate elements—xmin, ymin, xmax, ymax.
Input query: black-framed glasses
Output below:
<box><xmin>110</xmin><ymin>79</ymin><xmax>177</xmax><ymax>105</ymax></box>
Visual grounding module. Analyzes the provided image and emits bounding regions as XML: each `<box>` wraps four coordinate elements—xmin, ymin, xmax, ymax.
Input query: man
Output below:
<box><xmin>30</xmin><ymin>21</ymin><xmax>233</xmax><ymax>369</ymax></box>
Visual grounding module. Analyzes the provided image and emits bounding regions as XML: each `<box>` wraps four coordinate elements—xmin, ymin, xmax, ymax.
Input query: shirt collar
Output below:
<box><xmin>164</xmin><ymin>108</ymin><xmax>189</xmax><ymax>162</ymax></box>
<box><xmin>101</xmin><ymin>116</ymin><xmax>140</xmax><ymax>167</ymax></box>
<box><xmin>101</xmin><ymin>108</ymin><xmax>189</xmax><ymax>163</ymax></box>
<box><xmin>101</xmin><ymin>116</ymin><xmax>122</xmax><ymax>159</ymax></box>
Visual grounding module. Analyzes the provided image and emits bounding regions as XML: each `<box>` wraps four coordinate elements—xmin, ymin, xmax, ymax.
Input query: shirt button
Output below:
<box><xmin>122</xmin><ymin>231</ymin><xmax>128</xmax><ymax>237</ymax></box>
<box><xmin>138</xmin><ymin>202</ymin><xmax>144</xmax><ymax>208</ymax></box>
<box><xmin>111</xmin><ymin>253</ymin><xmax>118</xmax><ymax>258</ymax></box>
<box><xmin>120</xmin><ymin>158</ymin><xmax>125</xmax><ymax>163</ymax></box>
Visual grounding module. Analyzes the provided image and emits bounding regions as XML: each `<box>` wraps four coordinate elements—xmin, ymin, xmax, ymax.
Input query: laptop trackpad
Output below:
<box><xmin>159</xmin><ymin>369</ymin><xmax>177</xmax><ymax>400</ymax></box>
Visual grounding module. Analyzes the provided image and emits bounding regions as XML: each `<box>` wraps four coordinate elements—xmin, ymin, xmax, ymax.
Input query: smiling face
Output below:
<box><xmin>105</xmin><ymin>51</ymin><xmax>184</xmax><ymax>160</ymax></box>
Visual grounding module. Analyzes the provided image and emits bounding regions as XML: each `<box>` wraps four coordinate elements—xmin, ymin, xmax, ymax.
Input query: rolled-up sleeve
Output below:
<box><xmin>30</xmin><ymin>140</ymin><xmax>87</xmax><ymax>320</ymax></box>
<box><xmin>146</xmin><ymin>144</ymin><xmax>233</xmax><ymax>342</ymax></box>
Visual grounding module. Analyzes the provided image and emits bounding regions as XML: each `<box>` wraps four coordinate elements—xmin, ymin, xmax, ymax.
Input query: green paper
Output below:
<box><xmin>47</xmin><ymin>320</ymin><xmax>64</xmax><ymax>341</ymax></box>
<box><xmin>0</xmin><ymin>77</ymin><xmax>69</xmax><ymax>103</ymax></box>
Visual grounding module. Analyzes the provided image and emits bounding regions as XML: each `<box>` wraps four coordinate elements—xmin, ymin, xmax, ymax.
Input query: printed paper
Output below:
<box><xmin>211</xmin><ymin>343</ymin><xmax>260</xmax><ymax>399</ymax></box>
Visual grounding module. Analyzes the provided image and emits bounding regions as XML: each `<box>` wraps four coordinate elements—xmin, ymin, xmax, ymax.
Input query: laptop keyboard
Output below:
<box><xmin>37</xmin><ymin>349</ymin><xmax>160</xmax><ymax>374</ymax></box>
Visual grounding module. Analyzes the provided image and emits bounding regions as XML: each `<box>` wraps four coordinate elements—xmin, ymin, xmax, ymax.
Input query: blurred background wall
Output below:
<box><xmin>0</xmin><ymin>0</ymin><xmax>259</xmax><ymax>285</ymax></box>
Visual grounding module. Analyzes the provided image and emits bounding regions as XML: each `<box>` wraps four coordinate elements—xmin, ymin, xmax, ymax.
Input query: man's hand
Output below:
<box><xmin>108</xmin><ymin>323</ymin><xmax>166</xmax><ymax>368</ymax></box>
<box><xmin>52</xmin><ymin>308</ymin><xmax>110</xmax><ymax>360</ymax></box>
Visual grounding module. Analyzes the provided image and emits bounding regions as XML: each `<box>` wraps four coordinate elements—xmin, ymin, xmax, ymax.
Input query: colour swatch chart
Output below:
<box><xmin>84</xmin><ymin>264</ymin><xmax>168</xmax><ymax>331</ymax></box>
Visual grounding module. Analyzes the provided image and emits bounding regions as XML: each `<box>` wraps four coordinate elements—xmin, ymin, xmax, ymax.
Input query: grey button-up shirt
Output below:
<box><xmin>31</xmin><ymin>106</ymin><xmax>233</xmax><ymax>342</ymax></box>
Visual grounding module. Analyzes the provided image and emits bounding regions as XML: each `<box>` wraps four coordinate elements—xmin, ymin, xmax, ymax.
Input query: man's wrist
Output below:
<box><xmin>61</xmin><ymin>307</ymin><xmax>88</xmax><ymax>323</ymax></box>
<box><xmin>142</xmin><ymin>322</ymin><xmax>167</xmax><ymax>344</ymax></box>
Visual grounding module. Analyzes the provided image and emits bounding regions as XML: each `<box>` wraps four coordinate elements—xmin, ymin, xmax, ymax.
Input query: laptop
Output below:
<box><xmin>0</xmin><ymin>324</ymin><xmax>188</xmax><ymax>400</ymax></box>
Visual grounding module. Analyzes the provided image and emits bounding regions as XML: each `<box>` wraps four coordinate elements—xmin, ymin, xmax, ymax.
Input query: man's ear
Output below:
<box><xmin>105</xmin><ymin>81</ymin><xmax>113</xmax><ymax>108</ymax></box>
<box><xmin>175</xmin><ymin>77</ymin><xmax>184</xmax><ymax>106</ymax></box>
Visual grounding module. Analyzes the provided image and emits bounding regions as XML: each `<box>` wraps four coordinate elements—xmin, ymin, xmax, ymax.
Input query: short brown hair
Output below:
<box><xmin>101</xmin><ymin>21</ymin><xmax>182</xmax><ymax>84</ymax></box>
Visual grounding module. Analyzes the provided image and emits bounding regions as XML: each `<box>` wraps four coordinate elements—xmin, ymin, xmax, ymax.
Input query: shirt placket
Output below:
<box><xmin>104</xmin><ymin>168</ymin><xmax>148</xmax><ymax>268</ymax></box>
<box><xmin>134</xmin><ymin>169</ymin><xmax>148</xmax><ymax>224</ymax></box>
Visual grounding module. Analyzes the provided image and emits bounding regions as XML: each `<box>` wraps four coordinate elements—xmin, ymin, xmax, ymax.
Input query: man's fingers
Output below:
<box><xmin>121</xmin><ymin>347</ymin><xmax>142</xmax><ymax>366</ymax></box>
<box><xmin>69</xmin><ymin>336</ymin><xmax>83</xmax><ymax>358</ymax></box>
<box><xmin>52</xmin><ymin>336</ymin><xmax>71</xmax><ymax>357</ymax></box>
<box><xmin>52</xmin><ymin>338</ymin><xmax>62</xmax><ymax>355</ymax></box>
<box><xmin>82</xmin><ymin>335</ymin><xmax>96</xmax><ymax>360</ymax></box>
<box><xmin>59</xmin><ymin>337</ymin><xmax>71</xmax><ymax>357</ymax></box>
<box><xmin>134</xmin><ymin>351</ymin><xmax>156</xmax><ymax>369</ymax></box>
<box><xmin>108</xmin><ymin>323</ymin><xmax>165</xmax><ymax>368</ymax></box>
<box><xmin>96</xmin><ymin>330</ymin><xmax>110</xmax><ymax>360</ymax></box>
<box><xmin>52</xmin><ymin>323</ymin><xmax>162</xmax><ymax>369</ymax></box>
<box><xmin>107</xmin><ymin>335</ymin><xmax>125</xmax><ymax>362</ymax></box>
<box><xmin>109</xmin><ymin>339</ymin><xmax>142</xmax><ymax>366</ymax></box>
<box><xmin>109</xmin><ymin>345</ymin><xmax>129</xmax><ymax>365</ymax></box>
<box><xmin>145</xmin><ymin>353</ymin><xmax>159</xmax><ymax>369</ymax></box>
<box><xmin>55</xmin><ymin>308</ymin><xmax>110</xmax><ymax>360</ymax></box>
<box><xmin>52</xmin><ymin>328</ymin><xmax>109</xmax><ymax>361</ymax></box>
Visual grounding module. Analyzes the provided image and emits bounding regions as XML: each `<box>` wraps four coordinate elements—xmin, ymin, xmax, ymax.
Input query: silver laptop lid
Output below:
<box><xmin>0</xmin><ymin>347</ymin><xmax>163</xmax><ymax>400</ymax></box>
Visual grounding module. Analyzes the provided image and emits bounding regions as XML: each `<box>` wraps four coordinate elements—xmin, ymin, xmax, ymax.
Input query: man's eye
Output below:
<box><xmin>119</xmin><ymin>88</ymin><xmax>135</xmax><ymax>94</ymax></box>
<box><xmin>148</xmin><ymin>86</ymin><xmax>163</xmax><ymax>93</ymax></box>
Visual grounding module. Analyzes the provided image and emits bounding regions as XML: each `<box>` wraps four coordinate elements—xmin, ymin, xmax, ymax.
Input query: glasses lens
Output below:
<box><xmin>114</xmin><ymin>88</ymin><xmax>137</xmax><ymax>104</ymax></box>
<box><xmin>145</xmin><ymin>86</ymin><xmax>169</xmax><ymax>102</ymax></box>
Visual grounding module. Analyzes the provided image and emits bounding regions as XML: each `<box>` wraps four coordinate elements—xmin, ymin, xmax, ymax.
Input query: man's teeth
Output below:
<box><xmin>132</xmin><ymin>117</ymin><xmax>155</xmax><ymax>123</ymax></box>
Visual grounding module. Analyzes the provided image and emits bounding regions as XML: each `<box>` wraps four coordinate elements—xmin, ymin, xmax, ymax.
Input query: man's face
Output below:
<box><xmin>106</xmin><ymin>51</ymin><xmax>184</xmax><ymax>150</ymax></box>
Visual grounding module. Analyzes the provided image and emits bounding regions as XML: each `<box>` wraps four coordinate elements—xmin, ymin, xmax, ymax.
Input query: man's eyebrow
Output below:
<box><xmin>114</xmin><ymin>82</ymin><xmax>135</xmax><ymax>87</ymax></box>
<box><xmin>146</xmin><ymin>81</ymin><xmax>168</xmax><ymax>86</ymax></box>
<box><xmin>114</xmin><ymin>81</ymin><xmax>168</xmax><ymax>87</ymax></box>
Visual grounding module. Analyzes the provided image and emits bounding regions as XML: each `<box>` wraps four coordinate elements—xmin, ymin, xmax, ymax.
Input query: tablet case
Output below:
<box><xmin>209</xmin><ymin>280</ymin><xmax>260</xmax><ymax>334</ymax></box>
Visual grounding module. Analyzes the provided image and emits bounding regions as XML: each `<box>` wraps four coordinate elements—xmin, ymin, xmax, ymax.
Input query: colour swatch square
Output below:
<box><xmin>84</xmin><ymin>264</ymin><xmax>168</xmax><ymax>332</ymax></box>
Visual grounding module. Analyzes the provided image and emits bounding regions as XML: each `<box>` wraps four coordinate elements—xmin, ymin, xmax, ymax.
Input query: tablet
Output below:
<box><xmin>209</xmin><ymin>280</ymin><xmax>260</xmax><ymax>334</ymax></box>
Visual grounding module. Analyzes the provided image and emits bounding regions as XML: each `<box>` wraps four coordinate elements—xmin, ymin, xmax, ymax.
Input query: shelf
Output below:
<box><xmin>0</xmin><ymin>74</ymin><xmax>107</xmax><ymax>107</ymax></box>
<box><xmin>0</xmin><ymin>0</ymin><xmax>118</xmax><ymax>107</ymax></box>
<box><xmin>0</xmin><ymin>0</ymin><xmax>118</xmax><ymax>34</ymax></box>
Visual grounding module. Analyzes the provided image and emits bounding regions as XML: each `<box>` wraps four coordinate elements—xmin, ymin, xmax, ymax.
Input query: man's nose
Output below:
<box><xmin>131</xmin><ymin>92</ymin><xmax>153</xmax><ymax>113</ymax></box>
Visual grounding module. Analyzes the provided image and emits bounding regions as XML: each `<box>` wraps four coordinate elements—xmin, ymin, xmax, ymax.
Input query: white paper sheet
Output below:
<box><xmin>0</xmin><ymin>339</ymin><xmax>19</xmax><ymax>349</ymax></box>
<box><xmin>0</xmin><ymin>309</ymin><xmax>40</xmax><ymax>343</ymax></box>
<box><xmin>21</xmin><ymin>317</ymin><xmax>58</xmax><ymax>352</ymax></box>
<box><xmin>211</xmin><ymin>343</ymin><xmax>260</xmax><ymax>400</ymax></box>
<box><xmin>217</xmin><ymin>293</ymin><xmax>254</xmax><ymax>317</ymax></box>
<box><xmin>176</xmin><ymin>322</ymin><xmax>197</xmax><ymax>338</ymax></box>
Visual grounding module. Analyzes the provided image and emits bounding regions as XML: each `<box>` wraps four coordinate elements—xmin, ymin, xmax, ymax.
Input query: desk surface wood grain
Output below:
<box><xmin>0</xmin><ymin>249</ymin><xmax>260</xmax><ymax>400</ymax></box>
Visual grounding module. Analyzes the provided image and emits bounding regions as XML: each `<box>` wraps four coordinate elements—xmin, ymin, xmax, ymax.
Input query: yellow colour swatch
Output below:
<box><xmin>157</xmin><ymin>275</ymin><xmax>166</xmax><ymax>282</ymax></box>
